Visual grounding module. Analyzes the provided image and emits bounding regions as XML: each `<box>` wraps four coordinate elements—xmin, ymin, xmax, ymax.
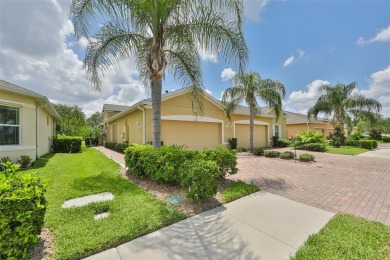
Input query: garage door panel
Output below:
<box><xmin>161</xmin><ymin>121</ymin><xmax>220</xmax><ymax>150</ymax></box>
<box><xmin>235</xmin><ymin>124</ymin><xmax>267</xmax><ymax>148</ymax></box>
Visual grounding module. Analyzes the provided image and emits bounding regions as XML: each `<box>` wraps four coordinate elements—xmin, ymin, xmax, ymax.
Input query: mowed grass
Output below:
<box><xmin>222</xmin><ymin>181</ymin><xmax>259</xmax><ymax>203</ymax></box>
<box><xmin>292</xmin><ymin>214</ymin><xmax>390</xmax><ymax>260</ymax></box>
<box><xmin>26</xmin><ymin>147</ymin><xmax>184</xmax><ymax>260</ymax></box>
<box><xmin>325</xmin><ymin>145</ymin><xmax>368</xmax><ymax>155</ymax></box>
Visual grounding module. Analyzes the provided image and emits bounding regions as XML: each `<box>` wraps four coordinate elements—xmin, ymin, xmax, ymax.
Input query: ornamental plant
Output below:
<box><xmin>0</xmin><ymin>161</ymin><xmax>47</xmax><ymax>259</ymax></box>
<box><xmin>295</xmin><ymin>130</ymin><xmax>325</xmax><ymax>146</ymax></box>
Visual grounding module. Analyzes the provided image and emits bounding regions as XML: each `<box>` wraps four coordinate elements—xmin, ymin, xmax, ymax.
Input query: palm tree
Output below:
<box><xmin>308</xmin><ymin>82</ymin><xmax>382</xmax><ymax>133</ymax></box>
<box><xmin>70</xmin><ymin>0</ymin><xmax>248</xmax><ymax>148</ymax></box>
<box><xmin>222</xmin><ymin>72</ymin><xmax>285</xmax><ymax>153</ymax></box>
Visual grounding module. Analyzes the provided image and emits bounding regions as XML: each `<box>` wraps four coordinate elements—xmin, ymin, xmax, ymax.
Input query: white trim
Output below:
<box><xmin>233</xmin><ymin>120</ymin><xmax>270</xmax><ymax>144</ymax></box>
<box><xmin>273</xmin><ymin>124</ymin><xmax>281</xmax><ymax>138</ymax></box>
<box><xmin>161</xmin><ymin>115</ymin><xmax>225</xmax><ymax>144</ymax></box>
<box><xmin>0</xmin><ymin>145</ymin><xmax>35</xmax><ymax>151</ymax></box>
<box><xmin>0</xmin><ymin>99</ymin><xmax>36</xmax><ymax>108</ymax></box>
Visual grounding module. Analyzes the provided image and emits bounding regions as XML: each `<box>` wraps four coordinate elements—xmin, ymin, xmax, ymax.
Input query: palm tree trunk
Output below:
<box><xmin>249</xmin><ymin>103</ymin><xmax>254</xmax><ymax>153</ymax></box>
<box><xmin>151</xmin><ymin>78</ymin><xmax>162</xmax><ymax>148</ymax></box>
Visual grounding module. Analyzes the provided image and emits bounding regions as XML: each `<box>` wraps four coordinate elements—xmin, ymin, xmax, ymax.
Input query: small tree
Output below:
<box><xmin>330</xmin><ymin>127</ymin><xmax>345</xmax><ymax>147</ymax></box>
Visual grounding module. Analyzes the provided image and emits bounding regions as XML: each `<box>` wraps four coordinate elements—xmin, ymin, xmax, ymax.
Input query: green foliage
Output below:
<box><xmin>17</xmin><ymin>155</ymin><xmax>32</xmax><ymax>168</ymax></box>
<box><xmin>237</xmin><ymin>147</ymin><xmax>248</xmax><ymax>152</ymax></box>
<box><xmin>299</xmin><ymin>153</ymin><xmax>315</xmax><ymax>162</ymax></box>
<box><xmin>85</xmin><ymin>137</ymin><xmax>99</xmax><ymax>146</ymax></box>
<box><xmin>0</xmin><ymin>157</ymin><xmax>12</xmax><ymax>171</ymax></box>
<box><xmin>180</xmin><ymin>159</ymin><xmax>220</xmax><ymax>200</ymax></box>
<box><xmin>52</xmin><ymin>135</ymin><xmax>82</xmax><ymax>153</ymax></box>
<box><xmin>296</xmin><ymin>143</ymin><xmax>327</xmax><ymax>152</ymax></box>
<box><xmin>359</xmin><ymin>140</ymin><xmax>376</xmax><ymax>150</ymax></box>
<box><xmin>280</xmin><ymin>151</ymin><xmax>294</xmax><ymax>159</ymax></box>
<box><xmin>344</xmin><ymin>138</ymin><xmax>360</xmax><ymax>147</ymax></box>
<box><xmin>276</xmin><ymin>139</ymin><xmax>291</xmax><ymax>147</ymax></box>
<box><xmin>369</xmin><ymin>128</ymin><xmax>382</xmax><ymax>140</ymax></box>
<box><xmin>54</xmin><ymin>104</ymin><xmax>87</xmax><ymax>137</ymax></box>
<box><xmin>223</xmin><ymin>181</ymin><xmax>260</xmax><ymax>203</ymax></box>
<box><xmin>329</xmin><ymin>127</ymin><xmax>346</xmax><ymax>147</ymax></box>
<box><xmin>272</xmin><ymin>136</ymin><xmax>279</xmax><ymax>146</ymax></box>
<box><xmin>253</xmin><ymin>147</ymin><xmax>264</xmax><ymax>156</ymax></box>
<box><xmin>228</xmin><ymin>138</ymin><xmax>237</xmax><ymax>150</ymax></box>
<box><xmin>264</xmin><ymin>150</ymin><xmax>281</xmax><ymax>158</ymax></box>
<box><xmin>350</xmin><ymin>132</ymin><xmax>364</xmax><ymax>140</ymax></box>
<box><xmin>295</xmin><ymin>130</ymin><xmax>325</xmax><ymax>145</ymax></box>
<box><xmin>383</xmin><ymin>136</ymin><xmax>390</xmax><ymax>143</ymax></box>
<box><xmin>0</xmin><ymin>162</ymin><xmax>46</xmax><ymax>260</ymax></box>
<box><xmin>104</xmin><ymin>141</ymin><xmax>130</xmax><ymax>153</ymax></box>
<box><xmin>202</xmin><ymin>147</ymin><xmax>239</xmax><ymax>178</ymax></box>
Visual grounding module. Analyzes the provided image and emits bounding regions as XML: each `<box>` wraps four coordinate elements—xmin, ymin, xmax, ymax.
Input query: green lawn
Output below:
<box><xmin>222</xmin><ymin>181</ymin><xmax>260</xmax><ymax>203</ymax></box>
<box><xmin>292</xmin><ymin>214</ymin><xmax>390</xmax><ymax>260</ymax></box>
<box><xmin>26</xmin><ymin>147</ymin><xmax>184</xmax><ymax>260</ymax></box>
<box><xmin>325</xmin><ymin>145</ymin><xmax>368</xmax><ymax>155</ymax></box>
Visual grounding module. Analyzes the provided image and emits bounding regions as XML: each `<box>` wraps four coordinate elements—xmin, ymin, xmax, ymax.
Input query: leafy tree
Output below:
<box><xmin>70</xmin><ymin>0</ymin><xmax>248</xmax><ymax>148</ymax></box>
<box><xmin>308</xmin><ymin>82</ymin><xmax>382</xmax><ymax>134</ymax></box>
<box><xmin>86</xmin><ymin>112</ymin><xmax>103</xmax><ymax>127</ymax></box>
<box><xmin>54</xmin><ymin>104</ymin><xmax>87</xmax><ymax>136</ymax></box>
<box><xmin>222</xmin><ymin>72</ymin><xmax>285</xmax><ymax>153</ymax></box>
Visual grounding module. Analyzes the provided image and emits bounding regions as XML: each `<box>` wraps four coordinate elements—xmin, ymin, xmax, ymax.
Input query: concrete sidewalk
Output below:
<box><xmin>84</xmin><ymin>192</ymin><xmax>334</xmax><ymax>260</ymax></box>
<box><xmin>357</xmin><ymin>147</ymin><xmax>390</xmax><ymax>159</ymax></box>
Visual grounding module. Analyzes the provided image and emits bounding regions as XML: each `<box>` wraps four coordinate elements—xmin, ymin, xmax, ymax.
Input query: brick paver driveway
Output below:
<box><xmin>229</xmin><ymin>145</ymin><xmax>390</xmax><ymax>226</ymax></box>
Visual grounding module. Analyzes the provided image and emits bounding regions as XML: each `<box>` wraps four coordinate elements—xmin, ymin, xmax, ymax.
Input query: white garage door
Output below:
<box><xmin>235</xmin><ymin>124</ymin><xmax>267</xmax><ymax>148</ymax></box>
<box><xmin>161</xmin><ymin>120</ymin><xmax>221</xmax><ymax>150</ymax></box>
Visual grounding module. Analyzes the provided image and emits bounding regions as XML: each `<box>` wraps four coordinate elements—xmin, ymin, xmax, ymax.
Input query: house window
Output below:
<box><xmin>0</xmin><ymin>105</ymin><xmax>20</xmax><ymax>145</ymax></box>
<box><xmin>274</xmin><ymin>125</ymin><xmax>280</xmax><ymax>138</ymax></box>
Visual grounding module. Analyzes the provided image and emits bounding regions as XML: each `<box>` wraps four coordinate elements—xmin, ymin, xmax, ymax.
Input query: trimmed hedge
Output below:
<box><xmin>280</xmin><ymin>151</ymin><xmax>294</xmax><ymax>159</ymax></box>
<box><xmin>296</xmin><ymin>143</ymin><xmax>327</xmax><ymax>152</ymax></box>
<box><xmin>276</xmin><ymin>139</ymin><xmax>291</xmax><ymax>147</ymax></box>
<box><xmin>360</xmin><ymin>140</ymin><xmax>377</xmax><ymax>150</ymax></box>
<box><xmin>52</xmin><ymin>135</ymin><xmax>82</xmax><ymax>153</ymax></box>
<box><xmin>124</xmin><ymin>145</ymin><xmax>238</xmax><ymax>199</ymax></box>
<box><xmin>299</xmin><ymin>153</ymin><xmax>315</xmax><ymax>162</ymax></box>
<box><xmin>344</xmin><ymin>138</ymin><xmax>360</xmax><ymax>147</ymax></box>
<box><xmin>104</xmin><ymin>142</ymin><xmax>130</xmax><ymax>153</ymax></box>
<box><xmin>264</xmin><ymin>151</ymin><xmax>281</xmax><ymax>158</ymax></box>
<box><xmin>0</xmin><ymin>162</ymin><xmax>47</xmax><ymax>259</ymax></box>
<box><xmin>383</xmin><ymin>136</ymin><xmax>390</xmax><ymax>143</ymax></box>
<box><xmin>85</xmin><ymin>137</ymin><xmax>99</xmax><ymax>146</ymax></box>
<box><xmin>253</xmin><ymin>147</ymin><xmax>264</xmax><ymax>156</ymax></box>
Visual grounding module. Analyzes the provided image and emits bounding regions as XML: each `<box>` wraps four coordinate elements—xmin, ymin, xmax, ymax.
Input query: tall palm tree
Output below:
<box><xmin>222</xmin><ymin>72</ymin><xmax>285</xmax><ymax>153</ymax></box>
<box><xmin>308</xmin><ymin>82</ymin><xmax>382</xmax><ymax>133</ymax></box>
<box><xmin>70</xmin><ymin>0</ymin><xmax>248</xmax><ymax>148</ymax></box>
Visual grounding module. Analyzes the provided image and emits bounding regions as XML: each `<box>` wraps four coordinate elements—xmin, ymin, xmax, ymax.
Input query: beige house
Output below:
<box><xmin>285</xmin><ymin>111</ymin><xmax>334</xmax><ymax>138</ymax></box>
<box><xmin>103</xmin><ymin>89</ymin><xmax>286</xmax><ymax>150</ymax></box>
<box><xmin>0</xmin><ymin>80</ymin><xmax>59</xmax><ymax>162</ymax></box>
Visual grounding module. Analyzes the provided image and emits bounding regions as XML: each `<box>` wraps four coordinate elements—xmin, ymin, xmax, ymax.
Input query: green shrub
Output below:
<box><xmin>329</xmin><ymin>127</ymin><xmax>345</xmax><ymax>147</ymax></box>
<box><xmin>253</xmin><ymin>147</ymin><xmax>264</xmax><ymax>156</ymax></box>
<box><xmin>104</xmin><ymin>142</ymin><xmax>129</xmax><ymax>153</ymax></box>
<box><xmin>85</xmin><ymin>137</ymin><xmax>99</xmax><ymax>146</ymax></box>
<box><xmin>52</xmin><ymin>135</ymin><xmax>82</xmax><ymax>153</ymax></box>
<box><xmin>296</xmin><ymin>143</ymin><xmax>327</xmax><ymax>152</ymax></box>
<box><xmin>350</xmin><ymin>132</ymin><xmax>364</xmax><ymax>140</ymax></box>
<box><xmin>277</xmin><ymin>139</ymin><xmax>291</xmax><ymax>147</ymax></box>
<box><xmin>237</xmin><ymin>147</ymin><xmax>247</xmax><ymax>152</ymax></box>
<box><xmin>0</xmin><ymin>157</ymin><xmax>12</xmax><ymax>171</ymax></box>
<box><xmin>0</xmin><ymin>161</ymin><xmax>47</xmax><ymax>260</ymax></box>
<box><xmin>223</xmin><ymin>181</ymin><xmax>259</xmax><ymax>203</ymax></box>
<box><xmin>359</xmin><ymin>140</ymin><xmax>375</xmax><ymax>150</ymax></box>
<box><xmin>299</xmin><ymin>153</ymin><xmax>315</xmax><ymax>162</ymax></box>
<box><xmin>369</xmin><ymin>128</ymin><xmax>382</xmax><ymax>141</ymax></box>
<box><xmin>17</xmin><ymin>155</ymin><xmax>32</xmax><ymax>168</ymax></box>
<box><xmin>228</xmin><ymin>138</ymin><xmax>237</xmax><ymax>150</ymax></box>
<box><xmin>295</xmin><ymin>130</ymin><xmax>325</xmax><ymax>145</ymax></box>
<box><xmin>373</xmin><ymin>140</ymin><xmax>378</xmax><ymax>149</ymax></box>
<box><xmin>124</xmin><ymin>144</ymin><xmax>153</xmax><ymax>178</ymax></box>
<box><xmin>344</xmin><ymin>138</ymin><xmax>360</xmax><ymax>147</ymax></box>
<box><xmin>180</xmin><ymin>159</ymin><xmax>220</xmax><ymax>200</ymax></box>
<box><xmin>272</xmin><ymin>136</ymin><xmax>279</xmax><ymax>146</ymax></box>
<box><xmin>202</xmin><ymin>147</ymin><xmax>238</xmax><ymax>178</ymax></box>
<box><xmin>383</xmin><ymin>136</ymin><xmax>390</xmax><ymax>143</ymax></box>
<box><xmin>280</xmin><ymin>151</ymin><xmax>294</xmax><ymax>159</ymax></box>
<box><xmin>264</xmin><ymin>151</ymin><xmax>281</xmax><ymax>158</ymax></box>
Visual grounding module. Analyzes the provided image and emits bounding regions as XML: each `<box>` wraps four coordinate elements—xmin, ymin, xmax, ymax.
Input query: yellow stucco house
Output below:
<box><xmin>0</xmin><ymin>79</ymin><xmax>59</xmax><ymax>162</ymax></box>
<box><xmin>285</xmin><ymin>111</ymin><xmax>334</xmax><ymax>138</ymax></box>
<box><xmin>103</xmin><ymin>89</ymin><xmax>286</xmax><ymax>150</ymax></box>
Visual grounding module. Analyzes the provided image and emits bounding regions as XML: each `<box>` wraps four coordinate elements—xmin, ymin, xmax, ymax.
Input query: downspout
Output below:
<box><xmin>138</xmin><ymin>105</ymin><xmax>146</xmax><ymax>144</ymax></box>
<box><xmin>36</xmin><ymin>103</ymin><xmax>47</xmax><ymax>159</ymax></box>
<box><xmin>307</xmin><ymin>121</ymin><xmax>310</xmax><ymax>132</ymax></box>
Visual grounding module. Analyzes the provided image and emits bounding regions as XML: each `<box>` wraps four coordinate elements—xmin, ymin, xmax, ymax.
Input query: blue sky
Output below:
<box><xmin>0</xmin><ymin>0</ymin><xmax>389</xmax><ymax>117</ymax></box>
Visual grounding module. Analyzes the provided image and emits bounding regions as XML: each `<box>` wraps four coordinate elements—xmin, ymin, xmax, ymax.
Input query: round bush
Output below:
<box><xmin>299</xmin><ymin>153</ymin><xmax>315</xmax><ymax>162</ymax></box>
<box><xmin>253</xmin><ymin>147</ymin><xmax>264</xmax><ymax>156</ymax></box>
<box><xmin>280</xmin><ymin>151</ymin><xmax>294</xmax><ymax>159</ymax></box>
<box><xmin>264</xmin><ymin>151</ymin><xmax>281</xmax><ymax>158</ymax></box>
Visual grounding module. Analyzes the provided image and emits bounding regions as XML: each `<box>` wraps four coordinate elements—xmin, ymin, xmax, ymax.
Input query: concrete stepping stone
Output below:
<box><xmin>94</xmin><ymin>212</ymin><xmax>110</xmax><ymax>220</ymax></box>
<box><xmin>62</xmin><ymin>192</ymin><xmax>114</xmax><ymax>208</ymax></box>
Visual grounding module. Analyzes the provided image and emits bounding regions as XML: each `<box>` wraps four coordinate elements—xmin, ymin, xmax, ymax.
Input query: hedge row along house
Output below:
<box><xmin>0</xmin><ymin>79</ymin><xmax>59</xmax><ymax>162</ymax></box>
<box><xmin>103</xmin><ymin>89</ymin><xmax>287</xmax><ymax>150</ymax></box>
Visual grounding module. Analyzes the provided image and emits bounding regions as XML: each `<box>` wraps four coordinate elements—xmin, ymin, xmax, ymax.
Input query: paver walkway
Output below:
<box><xmin>229</xmin><ymin>144</ymin><xmax>390</xmax><ymax>226</ymax></box>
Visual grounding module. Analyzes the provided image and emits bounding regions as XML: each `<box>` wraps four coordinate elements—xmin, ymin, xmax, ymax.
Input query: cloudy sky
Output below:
<box><xmin>0</xmin><ymin>0</ymin><xmax>389</xmax><ymax>117</ymax></box>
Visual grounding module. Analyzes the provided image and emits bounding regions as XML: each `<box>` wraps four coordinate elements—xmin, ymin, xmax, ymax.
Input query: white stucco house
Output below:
<box><xmin>0</xmin><ymin>79</ymin><xmax>60</xmax><ymax>162</ymax></box>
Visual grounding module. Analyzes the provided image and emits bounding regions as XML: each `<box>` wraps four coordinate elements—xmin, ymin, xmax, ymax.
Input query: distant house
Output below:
<box><xmin>103</xmin><ymin>89</ymin><xmax>286</xmax><ymax>150</ymax></box>
<box><xmin>285</xmin><ymin>111</ymin><xmax>334</xmax><ymax>138</ymax></box>
<box><xmin>0</xmin><ymin>79</ymin><xmax>60</xmax><ymax>162</ymax></box>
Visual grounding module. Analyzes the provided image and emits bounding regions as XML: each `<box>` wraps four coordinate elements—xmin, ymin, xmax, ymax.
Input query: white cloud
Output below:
<box><xmin>198</xmin><ymin>49</ymin><xmax>218</xmax><ymax>63</ymax></box>
<box><xmin>243</xmin><ymin>0</ymin><xmax>269</xmax><ymax>22</ymax></box>
<box><xmin>285</xmin><ymin>80</ymin><xmax>329</xmax><ymax>113</ymax></box>
<box><xmin>205</xmin><ymin>89</ymin><xmax>212</xmax><ymax>95</ymax></box>
<box><xmin>283</xmin><ymin>56</ymin><xmax>295</xmax><ymax>67</ymax></box>
<box><xmin>357</xmin><ymin>25</ymin><xmax>390</xmax><ymax>45</ymax></box>
<box><xmin>78</xmin><ymin>37</ymin><xmax>89</xmax><ymax>49</ymax></box>
<box><xmin>297</xmin><ymin>49</ymin><xmax>305</xmax><ymax>58</ymax></box>
<box><xmin>0</xmin><ymin>0</ymin><xmax>148</xmax><ymax>117</ymax></box>
<box><xmin>221</xmin><ymin>68</ymin><xmax>237</xmax><ymax>81</ymax></box>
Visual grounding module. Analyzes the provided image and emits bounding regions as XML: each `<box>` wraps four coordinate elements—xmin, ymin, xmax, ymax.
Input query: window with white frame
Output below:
<box><xmin>274</xmin><ymin>125</ymin><xmax>280</xmax><ymax>138</ymax></box>
<box><xmin>0</xmin><ymin>105</ymin><xmax>20</xmax><ymax>145</ymax></box>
